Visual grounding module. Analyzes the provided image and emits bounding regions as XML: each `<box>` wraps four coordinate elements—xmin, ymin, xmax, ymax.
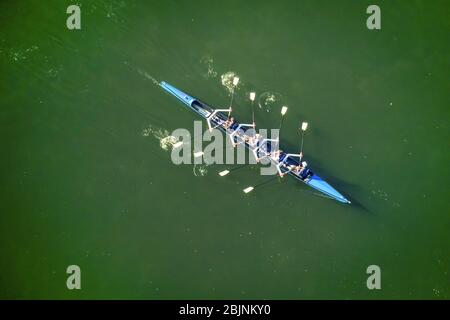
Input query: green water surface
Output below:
<box><xmin>0</xmin><ymin>0</ymin><xmax>449</xmax><ymax>299</ymax></box>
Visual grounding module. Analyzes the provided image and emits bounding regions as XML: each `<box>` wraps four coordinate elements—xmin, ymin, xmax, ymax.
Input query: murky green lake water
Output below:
<box><xmin>0</xmin><ymin>0</ymin><xmax>448</xmax><ymax>299</ymax></box>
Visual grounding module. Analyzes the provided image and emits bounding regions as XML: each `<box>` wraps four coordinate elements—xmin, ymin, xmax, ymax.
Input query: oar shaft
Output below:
<box><xmin>251</xmin><ymin>101</ymin><xmax>255</xmax><ymax>125</ymax></box>
<box><xmin>230</xmin><ymin>163</ymin><xmax>251</xmax><ymax>172</ymax></box>
<box><xmin>278</xmin><ymin>117</ymin><xmax>285</xmax><ymax>132</ymax></box>
<box><xmin>228</xmin><ymin>89</ymin><xmax>235</xmax><ymax>118</ymax></box>
<box><xmin>253</xmin><ymin>175</ymin><xmax>279</xmax><ymax>189</ymax></box>
<box><xmin>300</xmin><ymin>131</ymin><xmax>305</xmax><ymax>153</ymax></box>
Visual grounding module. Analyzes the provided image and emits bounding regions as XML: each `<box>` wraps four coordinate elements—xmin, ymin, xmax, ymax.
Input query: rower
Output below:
<box><xmin>223</xmin><ymin>117</ymin><xmax>235</xmax><ymax>129</ymax></box>
<box><xmin>298</xmin><ymin>161</ymin><xmax>310</xmax><ymax>179</ymax></box>
<box><xmin>253</xmin><ymin>138</ymin><xmax>279</xmax><ymax>163</ymax></box>
<box><xmin>206</xmin><ymin>108</ymin><xmax>232</xmax><ymax>132</ymax></box>
<box><xmin>277</xmin><ymin>152</ymin><xmax>304</xmax><ymax>177</ymax></box>
<box><xmin>229</xmin><ymin>123</ymin><xmax>255</xmax><ymax>147</ymax></box>
<box><xmin>268</xmin><ymin>149</ymin><xmax>285</xmax><ymax>177</ymax></box>
<box><xmin>270</xmin><ymin>149</ymin><xmax>283</xmax><ymax>162</ymax></box>
<box><xmin>248</xmin><ymin>133</ymin><xmax>262</xmax><ymax>147</ymax></box>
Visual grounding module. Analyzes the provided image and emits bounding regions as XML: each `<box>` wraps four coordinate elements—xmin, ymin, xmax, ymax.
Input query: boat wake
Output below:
<box><xmin>137</xmin><ymin>68</ymin><xmax>160</xmax><ymax>86</ymax></box>
<box><xmin>123</xmin><ymin>60</ymin><xmax>160</xmax><ymax>86</ymax></box>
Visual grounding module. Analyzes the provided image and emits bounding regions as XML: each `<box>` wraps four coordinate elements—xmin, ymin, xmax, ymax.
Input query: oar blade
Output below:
<box><xmin>301</xmin><ymin>122</ymin><xmax>308</xmax><ymax>131</ymax></box>
<box><xmin>218</xmin><ymin>170</ymin><xmax>230</xmax><ymax>177</ymax></box>
<box><xmin>243</xmin><ymin>186</ymin><xmax>254</xmax><ymax>194</ymax></box>
<box><xmin>172</xmin><ymin>141</ymin><xmax>183</xmax><ymax>148</ymax></box>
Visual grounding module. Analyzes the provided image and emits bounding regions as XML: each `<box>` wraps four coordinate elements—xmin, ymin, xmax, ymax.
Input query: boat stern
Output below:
<box><xmin>160</xmin><ymin>81</ymin><xmax>197</xmax><ymax>107</ymax></box>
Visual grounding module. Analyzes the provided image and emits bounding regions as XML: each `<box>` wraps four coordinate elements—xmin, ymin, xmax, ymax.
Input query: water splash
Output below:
<box><xmin>142</xmin><ymin>125</ymin><xmax>179</xmax><ymax>151</ymax></box>
<box><xmin>258</xmin><ymin>92</ymin><xmax>283</xmax><ymax>113</ymax></box>
<box><xmin>221</xmin><ymin>71</ymin><xmax>240</xmax><ymax>95</ymax></box>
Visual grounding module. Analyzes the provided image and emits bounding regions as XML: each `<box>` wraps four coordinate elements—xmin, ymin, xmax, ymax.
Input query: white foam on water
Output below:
<box><xmin>221</xmin><ymin>71</ymin><xmax>240</xmax><ymax>95</ymax></box>
<box><xmin>258</xmin><ymin>92</ymin><xmax>283</xmax><ymax>113</ymax></box>
<box><xmin>160</xmin><ymin>136</ymin><xmax>178</xmax><ymax>150</ymax></box>
<box><xmin>142</xmin><ymin>125</ymin><xmax>180</xmax><ymax>151</ymax></box>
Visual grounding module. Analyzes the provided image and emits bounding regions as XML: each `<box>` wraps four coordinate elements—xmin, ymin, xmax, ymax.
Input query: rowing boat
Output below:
<box><xmin>160</xmin><ymin>81</ymin><xmax>351</xmax><ymax>204</ymax></box>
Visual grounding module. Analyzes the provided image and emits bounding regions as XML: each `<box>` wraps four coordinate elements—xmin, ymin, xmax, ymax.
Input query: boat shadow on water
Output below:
<box><xmin>304</xmin><ymin>162</ymin><xmax>373</xmax><ymax>215</ymax></box>
<box><xmin>279</xmin><ymin>141</ymin><xmax>373</xmax><ymax>214</ymax></box>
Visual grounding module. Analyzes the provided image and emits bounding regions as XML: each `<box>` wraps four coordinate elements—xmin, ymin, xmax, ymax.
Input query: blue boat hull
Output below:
<box><xmin>160</xmin><ymin>81</ymin><xmax>350</xmax><ymax>204</ymax></box>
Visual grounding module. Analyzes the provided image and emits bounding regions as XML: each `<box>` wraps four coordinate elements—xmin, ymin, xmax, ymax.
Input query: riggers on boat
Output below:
<box><xmin>160</xmin><ymin>81</ymin><xmax>351</xmax><ymax>204</ymax></box>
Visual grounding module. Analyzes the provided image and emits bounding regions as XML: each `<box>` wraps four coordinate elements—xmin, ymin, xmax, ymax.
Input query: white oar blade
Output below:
<box><xmin>193</xmin><ymin>151</ymin><xmax>204</xmax><ymax>158</ymax></box>
<box><xmin>249</xmin><ymin>92</ymin><xmax>256</xmax><ymax>101</ymax></box>
<box><xmin>281</xmin><ymin>106</ymin><xmax>288</xmax><ymax>115</ymax></box>
<box><xmin>172</xmin><ymin>141</ymin><xmax>183</xmax><ymax>148</ymax></box>
<box><xmin>243</xmin><ymin>186</ymin><xmax>254</xmax><ymax>194</ymax></box>
<box><xmin>301</xmin><ymin>122</ymin><xmax>308</xmax><ymax>131</ymax></box>
<box><xmin>233</xmin><ymin>77</ymin><xmax>240</xmax><ymax>86</ymax></box>
<box><xmin>218</xmin><ymin>170</ymin><xmax>230</xmax><ymax>177</ymax></box>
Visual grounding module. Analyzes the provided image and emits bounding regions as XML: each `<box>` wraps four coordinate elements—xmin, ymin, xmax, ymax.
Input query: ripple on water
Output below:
<box><xmin>8</xmin><ymin>45</ymin><xmax>39</xmax><ymax>62</ymax></box>
<box><xmin>258</xmin><ymin>91</ymin><xmax>283</xmax><ymax>113</ymax></box>
<box><xmin>137</xmin><ymin>68</ymin><xmax>160</xmax><ymax>85</ymax></box>
<box><xmin>193</xmin><ymin>164</ymin><xmax>208</xmax><ymax>177</ymax></box>
<box><xmin>141</xmin><ymin>125</ymin><xmax>180</xmax><ymax>151</ymax></box>
<box><xmin>200</xmin><ymin>56</ymin><xmax>218</xmax><ymax>79</ymax></box>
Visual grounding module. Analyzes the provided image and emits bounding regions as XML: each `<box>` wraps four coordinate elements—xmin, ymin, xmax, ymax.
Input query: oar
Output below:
<box><xmin>172</xmin><ymin>141</ymin><xmax>183</xmax><ymax>149</ymax></box>
<box><xmin>218</xmin><ymin>163</ymin><xmax>250</xmax><ymax>177</ymax></box>
<box><xmin>250</xmin><ymin>92</ymin><xmax>256</xmax><ymax>126</ymax></box>
<box><xmin>300</xmin><ymin>121</ymin><xmax>308</xmax><ymax>154</ymax></box>
<box><xmin>278</xmin><ymin>106</ymin><xmax>288</xmax><ymax>134</ymax></box>
<box><xmin>228</xmin><ymin>76</ymin><xmax>240</xmax><ymax>118</ymax></box>
<box><xmin>243</xmin><ymin>175</ymin><xmax>279</xmax><ymax>194</ymax></box>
